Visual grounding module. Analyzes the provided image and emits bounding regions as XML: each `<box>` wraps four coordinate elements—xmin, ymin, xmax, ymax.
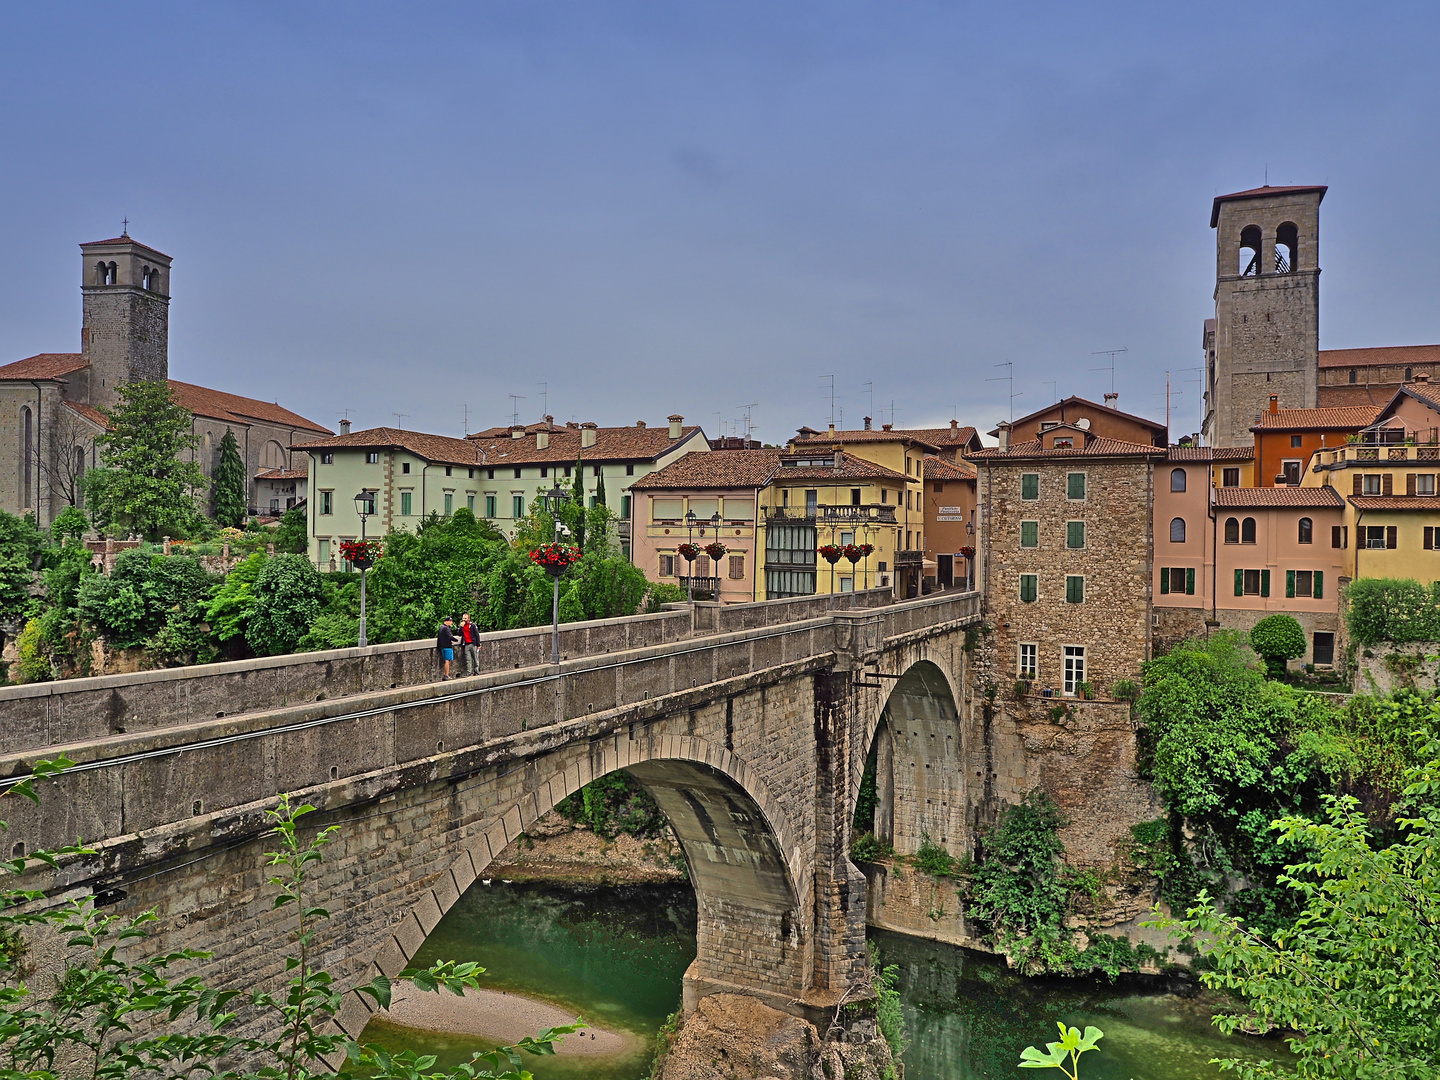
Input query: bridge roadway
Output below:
<box><xmin>4</xmin><ymin>588</ymin><xmax>981</xmax><ymax>1038</ymax></box>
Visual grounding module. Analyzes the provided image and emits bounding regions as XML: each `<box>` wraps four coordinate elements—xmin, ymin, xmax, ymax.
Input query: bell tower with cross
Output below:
<box><xmin>79</xmin><ymin>222</ymin><xmax>173</xmax><ymax>410</ymax></box>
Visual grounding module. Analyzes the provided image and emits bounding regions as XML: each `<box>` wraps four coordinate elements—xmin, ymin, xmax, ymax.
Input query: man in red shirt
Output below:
<box><xmin>459</xmin><ymin>612</ymin><xmax>480</xmax><ymax>677</ymax></box>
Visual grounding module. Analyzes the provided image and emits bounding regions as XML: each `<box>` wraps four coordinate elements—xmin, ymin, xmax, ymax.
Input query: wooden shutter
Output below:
<box><xmin>1159</xmin><ymin>568</ymin><xmax>1169</xmax><ymax>594</ymax></box>
<box><xmin>1353</xmin><ymin>473</ymin><xmax>1363</xmax><ymax>496</ymax></box>
<box><xmin>729</xmin><ymin>555</ymin><xmax>744</xmax><ymax>580</ymax></box>
<box><xmin>1313</xmin><ymin>571</ymin><xmax>1323</xmax><ymax>599</ymax></box>
<box><xmin>1387</xmin><ymin>525</ymin><xmax>1398</xmax><ymax>549</ymax></box>
<box><xmin>1408</xmin><ymin>473</ymin><xmax>1418</xmax><ymax>495</ymax></box>
<box><xmin>1383</xmin><ymin>473</ymin><xmax>1394</xmax><ymax>495</ymax></box>
<box><xmin>1261</xmin><ymin>569</ymin><xmax>1270</xmax><ymax>597</ymax></box>
<box><xmin>1286</xmin><ymin>570</ymin><xmax>1296</xmax><ymax>598</ymax></box>
<box><xmin>1186</xmin><ymin>567</ymin><xmax>1196</xmax><ymax>595</ymax></box>
<box><xmin>1427</xmin><ymin>527</ymin><xmax>1435</xmax><ymax>551</ymax></box>
<box><xmin>1332</xmin><ymin>525</ymin><xmax>1342</xmax><ymax>548</ymax></box>
<box><xmin>1235</xmin><ymin>569</ymin><xmax>1244</xmax><ymax>596</ymax></box>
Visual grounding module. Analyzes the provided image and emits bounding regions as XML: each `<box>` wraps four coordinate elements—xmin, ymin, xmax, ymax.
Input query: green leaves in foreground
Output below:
<box><xmin>1018</xmin><ymin>1023</ymin><xmax>1104</xmax><ymax>1080</ymax></box>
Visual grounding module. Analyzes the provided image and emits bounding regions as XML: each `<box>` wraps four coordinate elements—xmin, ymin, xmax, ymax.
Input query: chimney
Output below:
<box><xmin>567</xmin><ymin>421</ymin><xmax>580</xmax><ymax>429</ymax></box>
<box><xmin>544</xmin><ymin>414</ymin><xmax>554</xmax><ymax>424</ymax></box>
<box><xmin>882</xmin><ymin>423</ymin><xmax>893</xmax><ymax>432</ymax></box>
<box><xmin>537</xmin><ymin>430</ymin><xmax>549</xmax><ymax>449</ymax></box>
<box><xmin>668</xmin><ymin>414</ymin><xmax>683</xmax><ymax>439</ymax></box>
<box><xmin>339</xmin><ymin>419</ymin><xmax>351</xmax><ymax>436</ymax></box>
<box><xmin>636</xmin><ymin>420</ymin><xmax>646</xmax><ymax>428</ymax></box>
<box><xmin>1416</xmin><ymin>372</ymin><xmax>1431</xmax><ymax>384</ymax></box>
<box><xmin>828</xmin><ymin>423</ymin><xmax>836</xmax><ymax>437</ymax></box>
<box><xmin>510</xmin><ymin>425</ymin><xmax>525</xmax><ymax>439</ymax></box>
<box><xmin>997</xmin><ymin>421</ymin><xmax>1011</xmax><ymax>451</ymax></box>
<box><xmin>581</xmin><ymin>421</ymin><xmax>598</xmax><ymax>448</ymax></box>
<box><xmin>1269</xmin><ymin>395</ymin><xmax>1279</xmax><ymax>415</ymax></box>
<box><xmin>950</xmin><ymin>419</ymin><xmax>958</xmax><ymax>433</ymax></box>
<box><xmin>863</xmin><ymin>416</ymin><xmax>872</xmax><ymax>430</ymax></box>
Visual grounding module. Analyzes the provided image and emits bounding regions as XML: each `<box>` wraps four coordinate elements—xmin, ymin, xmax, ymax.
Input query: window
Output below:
<box><xmin>879</xmin><ymin>489</ymin><xmax>887</xmax><ymax>504</ymax></box>
<box><xmin>467</xmin><ymin>495</ymin><xmax>475</xmax><ymax>513</ymax></box>
<box><xmin>513</xmin><ymin>467</ymin><xmax>522</xmax><ymax>479</ymax></box>
<box><xmin>906</xmin><ymin>491</ymin><xmax>912</xmax><ymax>510</ymax></box>
<box><xmin>401</xmin><ymin>462</ymin><xmax>411</xmax><ymax>474</ymax></box>
<box><xmin>1290</xmin><ymin>435</ymin><xmax>1303</xmax><ymax>448</ymax></box>
<box><xmin>1287</xmin><ymin>570</ymin><xmax>1323</xmax><ymax>598</ymax></box>
<box><xmin>1019</xmin><ymin>574</ymin><xmax>1038</xmax><ymax>603</ymax></box>
<box><xmin>1020</xmin><ymin>521</ymin><xmax>1038</xmax><ymax>548</ymax></box>
<box><xmin>653</xmin><ymin>498</ymin><xmax>682</xmax><ymax>521</ymax></box>
<box><xmin>1281</xmin><ymin>460</ymin><xmax>1301</xmax><ymax>485</ymax></box>
<box><xmin>1239</xmin><ymin>224</ymin><xmax>1261</xmax><ymax>276</ymax></box>
<box><xmin>320</xmin><ymin>453</ymin><xmax>333</xmax><ymax>465</ymax></box>
<box><xmin>1021</xmin><ymin>473</ymin><xmax>1039</xmax><ymax>500</ymax></box>
<box><xmin>485</xmin><ymin>495</ymin><xmax>496</xmax><ymax>518</ymax></box>
<box><xmin>1066</xmin><ymin>521</ymin><xmax>1085</xmax><ymax>549</ymax></box>
<box><xmin>468</xmin><ymin>469</ymin><xmax>475</xmax><ymax>479</ymax></box>
<box><xmin>621</xmin><ymin>494</ymin><xmax>631</xmax><ymax>520</ymax></box>
<box><xmin>1159</xmin><ymin>567</ymin><xmax>1195</xmax><ymax>595</ymax></box>
<box><xmin>1063</xmin><ymin>646</ymin><xmax>1085</xmax><ymax>696</ymax></box>
<box><xmin>1170</xmin><ymin>468</ymin><xmax>1186</xmax><ymax>492</ymax></box>
<box><xmin>366</xmin><ymin>452</ymin><xmax>380</xmax><ymax>464</ymax></box>
<box><xmin>841</xmin><ymin>531</ymin><xmax>855</xmax><ymax>547</ymax></box>
<box><xmin>1349</xmin><ymin>369</ymin><xmax>1357</xmax><ymax>384</ymax></box>
<box><xmin>487</xmin><ymin>468</ymin><xmax>495</xmax><ymax>480</ymax></box>
<box><xmin>1276</xmin><ymin>221</ymin><xmax>1297</xmax><ymax>273</ymax></box>
<box><xmin>1365</xmin><ymin>525</ymin><xmax>1397</xmax><ymax>549</ymax></box>
<box><xmin>853</xmin><ymin>488</ymin><xmax>862</xmax><ymax>505</ymax></box>
<box><xmin>594</xmin><ymin>465</ymin><xmax>602</xmax><ymax>477</ymax></box>
<box><xmin>1332</xmin><ymin>525</ymin><xmax>1348</xmax><ymax>548</ymax></box>
<box><xmin>1362</xmin><ymin>474</ymin><xmax>1382</xmax><ymax>495</ymax></box>
<box><xmin>564</xmin><ymin>466</ymin><xmax>571</xmax><ymax>478</ymax></box>
<box><xmin>318</xmin><ymin>538</ymin><xmax>330</xmax><ymax>565</ymax></box>
<box><xmin>1018</xmin><ymin>643</ymin><xmax>1037</xmax><ymax>679</ymax></box>
<box><xmin>540</xmin><ymin>466</ymin><xmax>548</xmax><ymax>478</ymax></box>
<box><xmin>934</xmin><ymin>482</ymin><xmax>943</xmax><ymax>493</ymax></box>
<box><xmin>1241</xmin><ymin>517</ymin><xmax>1256</xmax><ymax>544</ymax></box>
<box><xmin>320</xmin><ymin>490</ymin><xmax>334</xmax><ymax>515</ymax></box>
<box><xmin>443</xmin><ymin>493</ymin><xmax>453</xmax><ymax>516</ymax></box>
<box><xmin>1412</xmin><ymin>474</ymin><xmax>1436</xmax><ymax>496</ymax></box>
<box><xmin>1298</xmin><ymin>517</ymin><xmax>1313</xmax><ymax>543</ymax></box>
<box><xmin>806</xmin><ymin>490</ymin><xmax>818</xmax><ymax>516</ymax></box>
<box><xmin>839</xmin><ymin>576</ymin><xmax>854</xmax><ymax>592</ymax></box>
<box><xmin>1427</xmin><ymin>527</ymin><xmax>1439</xmax><ymax>550</ymax></box>
<box><xmin>399</xmin><ymin>491</ymin><xmax>413</xmax><ymax>516</ymax></box>
<box><xmin>1222</xmin><ymin>467</ymin><xmax>1240</xmax><ymax>487</ymax></box>
<box><xmin>512</xmin><ymin>495</ymin><xmax>524</xmax><ymax>518</ymax></box>
<box><xmin>1170</xmin><ymin>517</ymin><xmax>1186</xmax><ymax>543</ymax></box>
<box><xmin>659</xmin><ymin>554</ymin><xmax>675</xmax><ymax>577</ymax></box>
<box><xmin>1067</xmin><ymin>473</ymin><xmax>1086</xmax><ymax>500</ymax></box>
<box><xmin>1313</xmin><ymin>632</ymin><xmax>1336</xmax><ymax>666</ymax></box>
<box><xmin>626</xmin><ymin>464</ymin><xmax>635</xmax><ymax>476</ymax></box>
<box><xmin>728</xmin><ymin>554</ymin><xmax>744</xmax><ymax>579</ymax></box>
<box><xmin>1225</xmin><ymin>517</ymin><xmax>1239</xmax><ymax>543</ymax></box>
<box><xmin>1052</xmin><ymin>436</ymin><xmax>1074</xmax><ymax>449</ymax></box>
<box><xmin>1065</xmin><ymin>576</ymin><xmax>1084</xmax><ymax>603</ymax></box>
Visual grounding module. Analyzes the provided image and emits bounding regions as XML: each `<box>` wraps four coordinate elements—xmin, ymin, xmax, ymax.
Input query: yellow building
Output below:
<box><xmin>758</xmin><ymin>449</ymin><xmax>911</xmax><ymax>598</ymax></box>
<box><xmin>1207</xmin><ymin>445</ymin><xmax>1256</xmax><ymax>489</ymax></box>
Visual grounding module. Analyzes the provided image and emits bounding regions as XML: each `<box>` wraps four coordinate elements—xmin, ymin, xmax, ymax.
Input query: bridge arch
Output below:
<box><xmin>851</xmin><ymin>655</ymin><xmax>967</xmax><ymax>859</ymax></box>
<box><xmin>342</xmin><ymin>734</ymin><xmax>812</xmax><ymax>1037</ymax></box>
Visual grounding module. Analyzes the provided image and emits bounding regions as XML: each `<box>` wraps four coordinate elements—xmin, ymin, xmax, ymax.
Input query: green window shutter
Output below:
<box><xmin>400</xmin><ymin>491</ymin><xmax>412</xmax><ymax>516</ymax></box>
<box><xmin>1234</xmin><ymin>569</ymin><xmax>1244</xmax><ymax>596</ymax></box>
<box><xmin>1313</xmin><ymin>570</ymin><xmax>1323</xmax><ymax>599</ymax></box>
<box><xmin>1261</xmin><ymin>569</ymin><xmax>1270</xmax><ymax>597</ymax></box>
<box><xmin>1021</xmin><ymin>473</ymin><xmax>1039</xmax><ymax>500</ymax></box>
<box><xmin>1067</xmin><ymin>473</ymin><xmax>1086</xmax><ymax>499</ymax></box>
<box><xmin>1186</xmin><ymin>567</ymin><xmax>1196</xmax><ymax>595</ymax></box>
<box><xmin>1286</xmin><ymin>570</ymin><xmax>1295</xmax><ymax>598</ymax></box>
<box><xmin>1067</xmin><ymin>521</ymin><xmax>1085</xmax><ymax>548</ymax></box>
<box><xmin>1020</xmin><ymin>521</ymin><xmax>1038</xmax><ymax>548</ymax></box>
<box><xmin>1159</xmin><ymin>568</ymin><xmax>1170</xmax><ymax>594</ymax></box>
<box><xmin>1020</xmin><ymin>574</ymin><xmax>1037</xmax><ymax>603</ymax></box>
<box><xmin>1066</xmin><ymin>576</ymin><xmax>1084</xmax><ymax>603</ymax></box>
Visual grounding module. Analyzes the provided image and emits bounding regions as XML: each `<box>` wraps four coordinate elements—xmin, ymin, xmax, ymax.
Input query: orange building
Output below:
<box><xmin>990</xmin><ymin>396</ymin><xmax>1167</xmax><ymax>448</ymax></box>
<box><xmin>924</xmin><ymin>455</ymin><xmax>977</xmax><ymax>589</ymax></box>
<box><xmin>1248</xmin><ymin>397</ymin><xmax>1379</xmax><ymax>486</ymax></box>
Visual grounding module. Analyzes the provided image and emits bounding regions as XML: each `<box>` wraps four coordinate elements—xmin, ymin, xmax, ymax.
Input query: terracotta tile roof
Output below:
<box><xmin>82</xmin><ymin>235</ymin><xmax>171</xmax><ymax>259</ymax></box>
<box><xmin>1318</xmin><ymin>344</ymin><xmax>1440</xmax><ymax>369</ymax></box>
<box><xmin>293</xmin><ymin>427</ymin><xmax>485</xmax><ymax>468</ymax></box>
<box><xmin>1167</xmin><ymin>445</ymin><xmax>1256</xmax><ymax>461</ymax></box>
<box><xmin>970</xmin><ymin>436</ymin><xmax>1167</xmax><ymax>460</ymax></box>
<box><xmin>923</xmin><ymin>456</ymin><xmax>976</xmax><ymax>481</ymax></box>
<box><xmin>1251</xmin><ymin>405</ymin><xmax>1380</xmax><ymax>431</ymax></box>
<box><xmin>167</xmin><ymin>380</ymin><xmax>331</xmax><ymax>434</ymax></box>
<box><xmin>1210</xmin><ymin>184</ymin><xmax>1326</xmax><ymax>226</ymax></box>
<box><xmin>904</xmin><ymin>426</ymin><xmax>981</xmax><ymax>450</ymax></box>
<box><xmin>468</xmin><ymin>425</ymin><xmax>705</xmax><ymax>465</ymax></box>
<box><xmin>256</xmin><ymin>468</ymin><xmax>308</xmax><ymax>480</ymax></box>
<box><xmin>1346</xmin><ymin>495</ymin><xmax>1440</xmax><ymax>512</ymax></box>
<box><xmin>791</xmin><ymin>428</ymin><xmax>943</xmax><ymax>451</ymax></box>
<box><xmin>996</xmin><ymin>395</ymin><xmax>1167</xmax><ymax>439</ymax></box>
<box><xmin>1214</xmin><ymin>446</ymin><xmax>1257</xmax><ymax>460</ymax></box>
<box><xmin>1214</xmin><ymin>487</ymin><xmax>1344</xmax><ymax>508</ymax></box>
<box><xmin>471</xmin><ymin>419</ymin><xmax>567</xmax><ymax>438</ymax></box>
<box><xmin>630</xmin><ymin>449</ymin><xmax>781</xmax><ymax>491</ymax></box>
<box><xmin>1392</xmin><ymin>383</ymin><xmax>1440</xmax><ymax>414</ymax></box>
<box><xmin>0</xmin><ymin>352</ymin><xmax>87</xmax><ymax>381</ymax></box>
<box><xmin>62</xmin><ymin>400</ymin><xmax>109</xmax><ymax>429</ymax></box>
<box><xmin>773</xmin><ymin>450</ymin><xmax>910</xmax><ymax>482</ymax></box>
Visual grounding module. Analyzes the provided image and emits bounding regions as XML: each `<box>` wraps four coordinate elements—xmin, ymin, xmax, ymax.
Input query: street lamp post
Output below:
<box><xmin>353</xmin><ymin>489</ymin><xmax>376</xmax><ymax>647</ymax></box>
<box><xmin>684</xmin><ymin>509</ymin><xmax>697</xmax><ymax>602</ymax></box>
<box><xmin>708</xmin><ymin>511</ymin><xmax>720</xmax><ymax>599</ymax></box>
<box><xmin>547</xmin><ymin>483</ymin><xmax>573</xmax><ymax>665</ymax></box>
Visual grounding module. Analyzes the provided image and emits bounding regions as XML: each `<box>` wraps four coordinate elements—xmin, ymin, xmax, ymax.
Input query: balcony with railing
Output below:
<box><xmin>679</xmin><ymin>576</ymin><xmax>720</xmax><ymax>597</ymax></box>
<box><xmin>893</xmin><ymin>549</ymin><xmax>924</xmax><ymax>567</ymax></box>
<box><xmin>764</xmin><ymin>504</ymin><xmax>898</xmax><ymax>525</ymax></box>
<box><xmin>1316</xmin><ymin>443</ymin><xmax>1440</xmax><ymax>471</ymax></box>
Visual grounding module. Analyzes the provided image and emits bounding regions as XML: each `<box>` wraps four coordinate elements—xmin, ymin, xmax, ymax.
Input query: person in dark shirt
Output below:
<box><xmin>436</xmin><ymin>616</ymin><xmax>456</xmax><ymax>680</ymax></box>
<box><xmin>459</xmin><ymin>612</ymin><xmax>480</xmax><ymax>676</ymax></box>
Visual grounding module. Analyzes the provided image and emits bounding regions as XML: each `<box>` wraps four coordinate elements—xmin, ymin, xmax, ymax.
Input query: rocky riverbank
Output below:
<box><xmin>486</xmin><ymin>809</ymin><xmax>687</xmax><ymax>885</ymax></box>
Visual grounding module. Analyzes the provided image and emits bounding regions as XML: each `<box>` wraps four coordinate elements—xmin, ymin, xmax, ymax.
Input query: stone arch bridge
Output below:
<box><xmin>4</xmin><ymin>590</ymin><xmax>985</xmax><ymax>1035</ymax></box>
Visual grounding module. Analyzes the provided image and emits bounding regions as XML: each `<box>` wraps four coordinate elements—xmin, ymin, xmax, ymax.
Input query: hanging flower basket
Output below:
<box><xmin>339</xmin><ymin>538</ymin><xmax>382</xmax><ymax>570</ymax></box>
<box><xmin>958</xmin><ymin>545</ymin><xmax>976</xmax><ymax>560</ymax></box>
<box><xmin>529</xmin><ymin>542</ymin><xmax>582</xmax><ymax>578</ymax></box>
<box><xmin>842</xmin><ymin>543</ymin><xmax>864</xmax><ymax>564</ymax></box>
<box><xmin>676</xmin><ymin>542</ymin><xmax>701</xmax><ymax>562</ymax></box>
<box><xmin>818</xmin><ymin>544</ymin><xmax>844</xmax><ymax>565</ymax></box>
<box><xmin>703</xmin><ymin>541</ymin><xmax>728</xmax><ymax>562</ymax></box>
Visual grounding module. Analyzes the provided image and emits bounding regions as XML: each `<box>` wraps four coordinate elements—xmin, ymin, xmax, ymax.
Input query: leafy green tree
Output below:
<box><xmin>570</xmin><ymin>456</ymin><xmax>586</xmax><ymax>550</ymax></box>
<box><xmin>273</xmin><ymin>504</ymin><xmax>308</xmax><ymax>553</ymax></box>
<box><xmin>1250</xmin><ymin>614</ymin><xmax>1307</xmax><ymax>679</ymax></box>
<box><xmin>1345</xmin><ymin>577</ymin><xmax>1440</xmax><ymax>646</ymax></box>
<box><xmin>50</xmin><ymin>504</ymin><xmax>89</xmax><ymax>543</ymax></box>
<box><xmin>0</xmin><ymin>510</ymin><xmax>44</xmax><ymax>627</ymax></box>
<box><xmin>968</xmin><ymin>790</ymin><xmax>1071</xmax><ymax>960</ymax></box>
<box><xmin>76</xmin><ymin>549</ymin><xmax>215</xmax><ymax>649</ymax></box>
<box><xmin>1155</xmin><ymin>736</ymin><xmax>1440</xmax><ymax>1080</ymax></box>
<box><xmin>212</xmin><ymin>427</ymin><xmax>247</xmax><ymax>528</ymax></box>
<box><xmin>205</xmin><ymin>552</ymin><xmax>266</xmax><ymax>648</ymax></box>
<box><xmin>246</xmin><ymin>554</ymin><xmax>326</xmax><ymax>656</ymax></box>
<box><xmin>90</xmin><ymin>380</ymin><xmax>207</xmax><ymax>539</ymax></box>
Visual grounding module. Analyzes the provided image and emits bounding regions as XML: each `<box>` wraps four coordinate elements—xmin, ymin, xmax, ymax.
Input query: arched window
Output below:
<box><xmin>1239</xmin><ymin>225</ymin><xmax>1262</xmax><ymax>276</ymax></box>
<box><xmin>1170</xmin><ymin>517</ymin><xmax>1186</xmax><ymax>543</ymax></box>
<box><xmin>1170</xmin><ymin>468</ymin><xmax>1186</xmax><ymax>492</ymax></box>
<box><xmin>1298</xmin><ymin>516</ymin><xmax>1313</xmax><ymax>544</ymax></box>
<box><xmin>142</xmin><ymin>266</ymin><xmax>152</xmax><ymax>290</ymax></box>
<box><xmin>1225</xmin><ymin>517</ymin><xmax>1239</xmax><ymax>544</ymax></box>
<box><xmin>95</xmin><ymin>261</ymin><xmax>108</xmax><ymax>285</ymax></box>
<box><xmin>1242</xmin><ymin>517</ymin><xmax>1256</xmax><ymax>544</ymax></box>
<box><xmin>260</xmin><ymin>439</ymin><xmax>287</xmax><ymax>470</ymax></box>
<box><xmin>1406</xmin><ymin>367</ymin><xmax>1414</xmax><ymax>382</ymax></box>
<box><xmin>106</xmin><ymin>262</ymin><xmax>117</xmax><ymax>285</ymax></box>
<box><xmin>1275</xmin><ymin>222</ymin><xmax>1298</xmax><ymax>273</ymax></box>
<box><xmin>1349</xmin><ymin>369</ymin><xmax>1357</xmax><ymax>384</ymax></box>
<box><xmin>19</xmin><ymin>407</ymin><xmax>32</xmax><ymax>510</ymax></box>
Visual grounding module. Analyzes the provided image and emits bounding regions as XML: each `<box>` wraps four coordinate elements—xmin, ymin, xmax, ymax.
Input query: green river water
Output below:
<box><xmin>359</xmin><ymin>881</ymin><xmax>1278</xmax><ymax>1080</ymax></box>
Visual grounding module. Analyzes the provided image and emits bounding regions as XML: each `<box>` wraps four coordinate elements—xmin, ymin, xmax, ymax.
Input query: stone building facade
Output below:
<box><xmin>972</xmin><ymin>423</ymin><xmax>1163</xmax><ymax>697</ymax></box>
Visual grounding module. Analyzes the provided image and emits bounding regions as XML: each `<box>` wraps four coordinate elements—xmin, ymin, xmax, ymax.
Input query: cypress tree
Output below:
<box><xmin>571</xmin><ymin>455</ymin><xmax>586</xmax><ymax>550</ymax></box>
<box><xmin>213</xmin><ymin>428</ymin><xmax>247</xmax><ymax>528</ymax></box>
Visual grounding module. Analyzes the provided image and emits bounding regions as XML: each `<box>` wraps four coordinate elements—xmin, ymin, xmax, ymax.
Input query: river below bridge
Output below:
<box><xmin>357</xmin><ymin>881</ymin><xmax>1273</xmax><ymax>1080</ymax></box>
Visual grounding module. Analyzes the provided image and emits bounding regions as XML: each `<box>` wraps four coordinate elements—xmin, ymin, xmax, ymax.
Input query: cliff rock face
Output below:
<box><xmin>655</xmin><ymin>994</ymin><xmax>895</xmax><ymax>1080</ymax></box>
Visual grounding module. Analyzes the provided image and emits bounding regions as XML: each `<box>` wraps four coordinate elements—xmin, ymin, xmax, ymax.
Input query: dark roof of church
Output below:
<box><xmin>1210</xmin><ymin>185</ymin><xmax>1327</xmax><ymax>226</ymax></box>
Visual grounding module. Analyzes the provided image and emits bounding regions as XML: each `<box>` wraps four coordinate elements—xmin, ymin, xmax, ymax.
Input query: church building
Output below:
<box><xmin>0</xmin><ymin>231</ymin><xmax>330</xmax><ymax>525</ymax></box>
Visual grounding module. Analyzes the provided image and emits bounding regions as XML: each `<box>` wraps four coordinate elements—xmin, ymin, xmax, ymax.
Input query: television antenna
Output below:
<box><xmin>739</xmin><ymin>403</ymin><xmax>759</xmax><ymax>442</ymax></box>
<box><xmin>863</xmin><ymin>381</ymin><xmax>874</xmax><ymax>419</ymax></box>
<box><xmin>821</xmin><ymin>374</ymin><xmax>836</xmax><ymax>426</ymax></box>
<box><xmin>986</xmin><ymin>361</ymin><xmax>1022</xmax><ymax>421</ymax></box>
<box><xmin>1090</xmin><ymin>347</ymin><xmax>1128</xmax><ymax>396</ymax></box>
<box><xmin>392</xmin><ymin>412</ymin><xmax>409</xmax><ymax>430</ymax></box>
<box><xmin>508</xmin><ymin>394</ymin><xmax>526</xmax><ymax>426</ymax></box>
<box><xmin>538</xmin><ymin>382</ymin><xmax>548</xmax><ymax>418</ymax></box>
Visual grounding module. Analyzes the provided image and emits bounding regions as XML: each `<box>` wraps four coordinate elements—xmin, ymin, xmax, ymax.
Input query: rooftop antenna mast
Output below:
<box><xmin>986</xmin><ymin>361</ymin><xmax>1022</xmax><ymax>421</ymax></box>
<box><xmin>864</xmin><ymin>381</ymin><xmax>874</xmax><ymax>419</ymax></box>
<box><xmin>538</xmin><ymin>383</ymin><xmax>548</xmax><ymax>419</ymax></box>
<box><xmin>821</xmin><ymin>374</ymin><xmax>836</xmax><ymax>426</ymax></box>
<box><xmin>462</xmin><ymin>404</ymin><xmax>469</xmax><ymax>435</ymax></box>
<box><xmin>1091</xmin><ymin>347</ymin><xmax>1128</xmax><ymax>405</ymax></box>
<box><xmin>508</xmin><ymin>394</ymin><xmax>526</xmax><ymax>426</ymax></box>
<box><xmin>740</xmin><ymin>403</ymin><xmax>759</xmax><ymax>442</ymax></box>
<box><xmin>392</xmin><ymin>412</ymin><xmax>408</xmax><ymax>430</ymax></box>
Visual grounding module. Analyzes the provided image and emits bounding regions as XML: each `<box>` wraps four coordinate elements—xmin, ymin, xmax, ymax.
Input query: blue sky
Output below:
<box><xmin>2</xmin><ymin>3</ymin><xmax>1437</xmax><ymax>444</ymax></box>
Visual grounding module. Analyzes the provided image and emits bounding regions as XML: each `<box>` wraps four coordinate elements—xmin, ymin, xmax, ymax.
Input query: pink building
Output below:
<box><xmin>628</xmin><ymin>449</ymin><xmax>780</xmax><ymax>603</ymax></box>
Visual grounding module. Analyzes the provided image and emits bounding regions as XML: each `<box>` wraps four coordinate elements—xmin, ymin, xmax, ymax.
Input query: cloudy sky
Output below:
<box><xmin>2</xmin><ymin>3</ymin><xmax>1437</xmax><ymax>445</ymax></box>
